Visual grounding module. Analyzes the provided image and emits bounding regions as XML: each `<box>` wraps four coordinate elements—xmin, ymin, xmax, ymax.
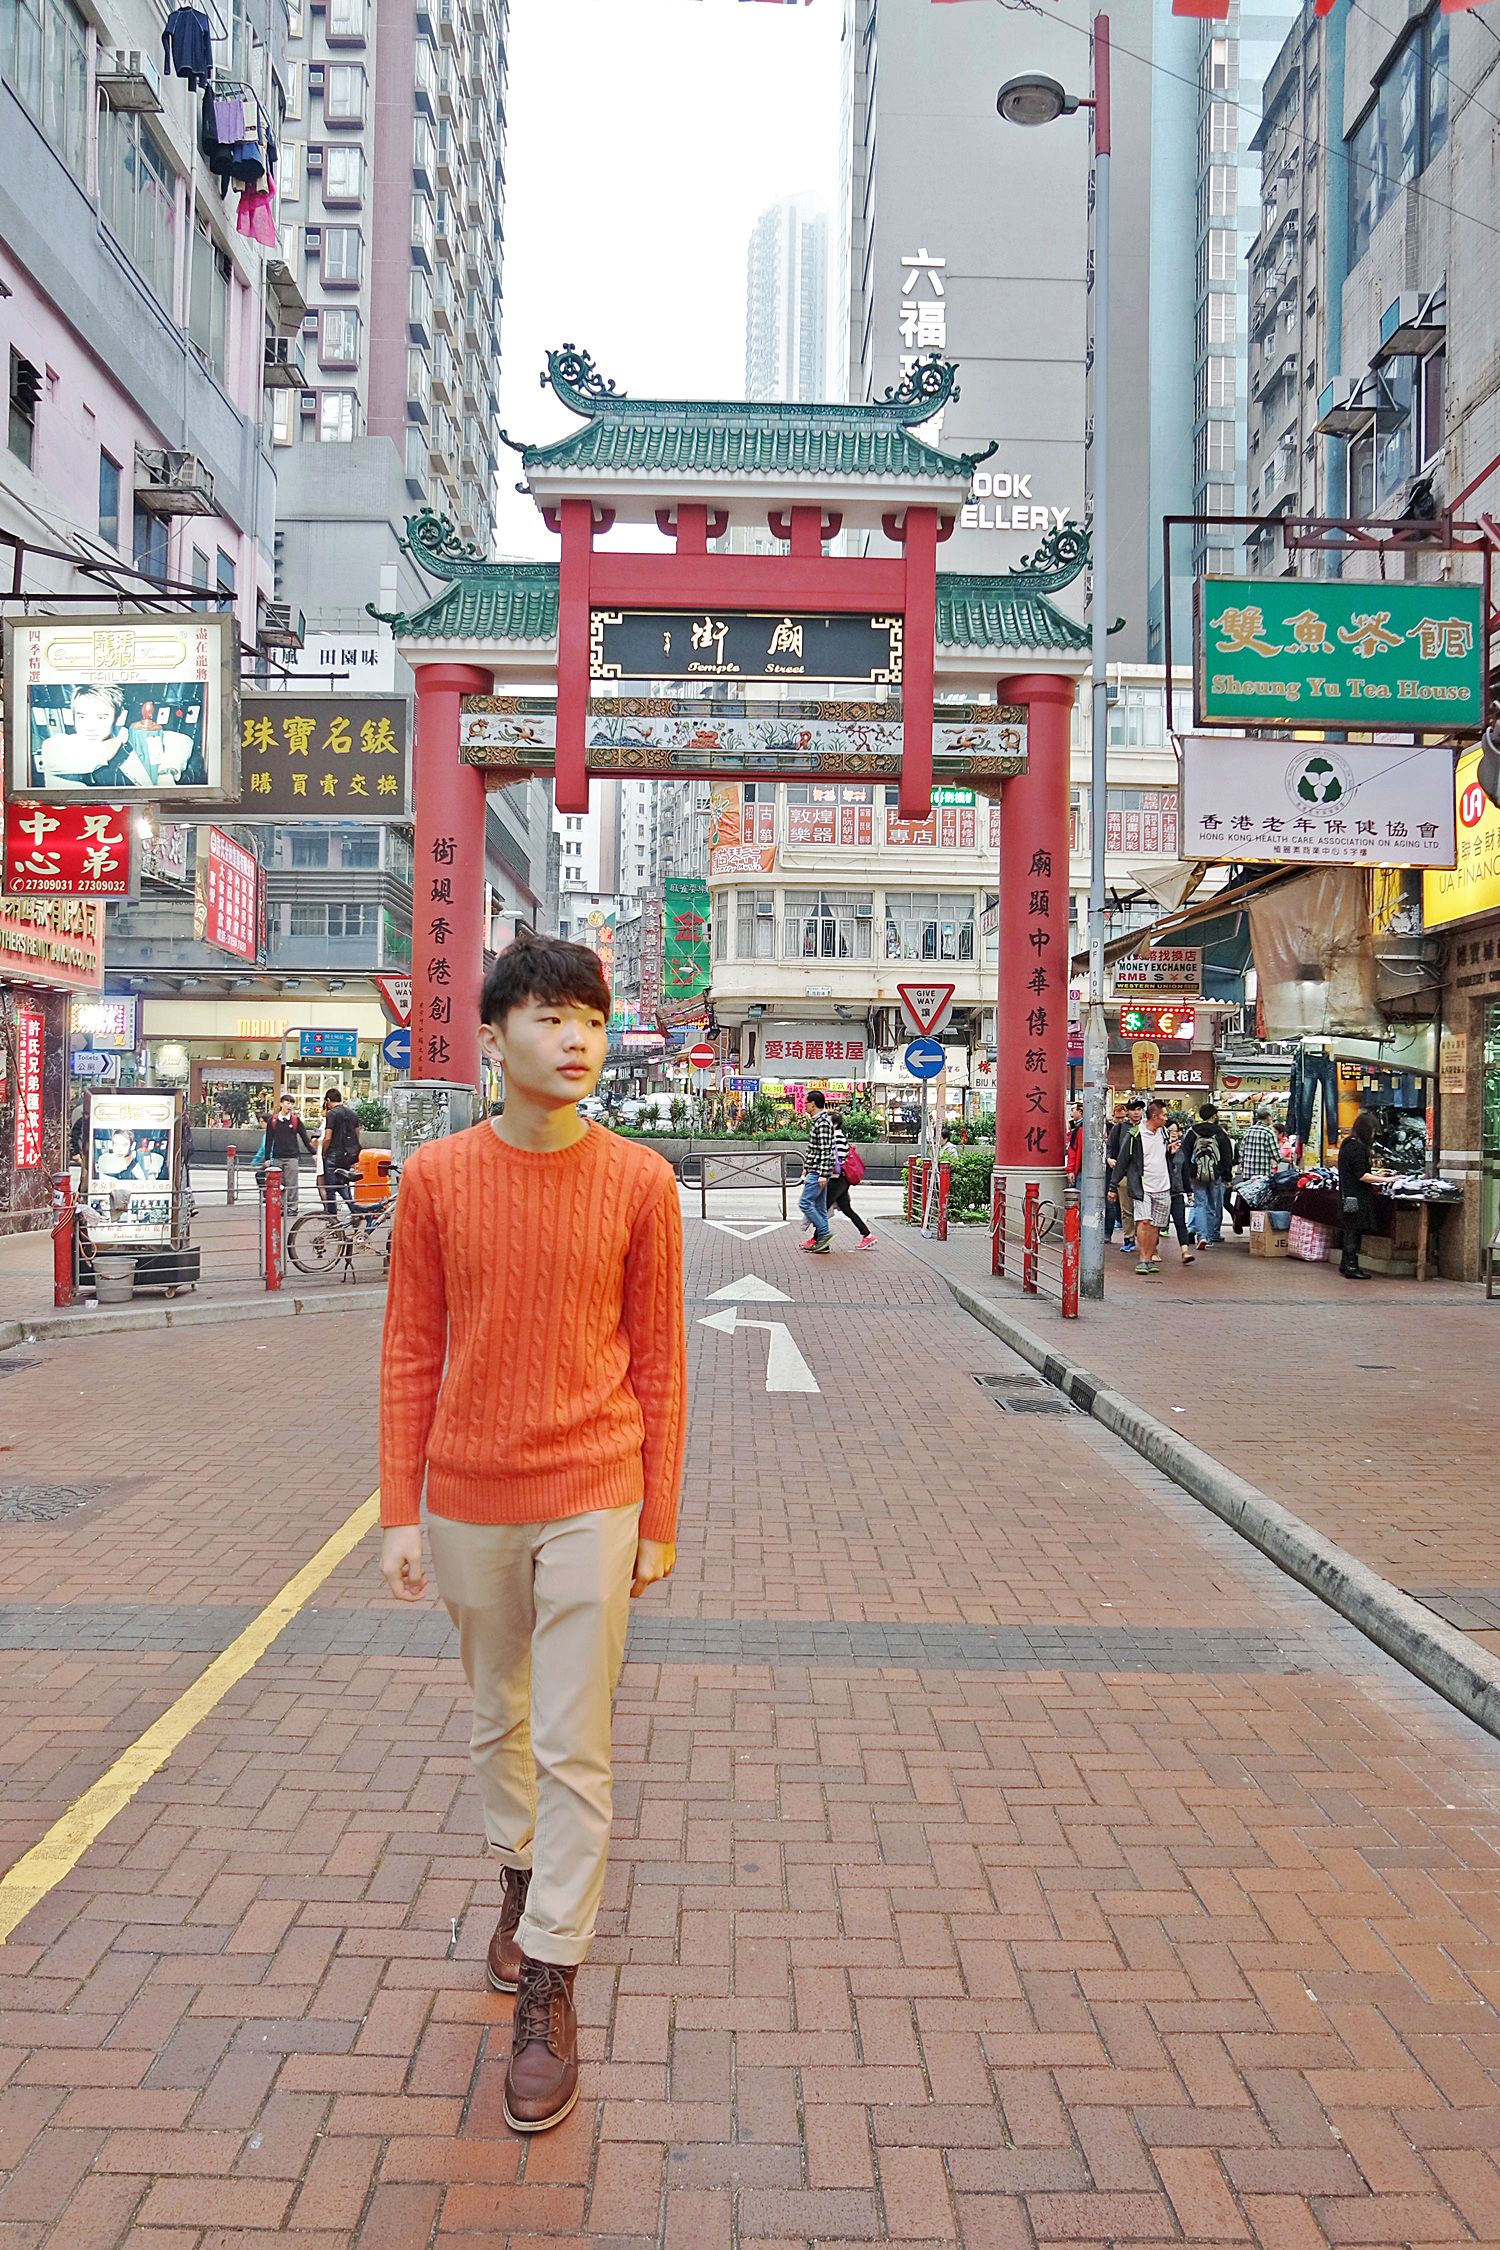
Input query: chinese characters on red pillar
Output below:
<box><xmin>1022</xmin><ymin>847</ymin><xmax>1055</xmax><ymax>1162</ymax></box>
<box><xmin>423</xmin><ymin>833</ymin><xmax>457</xmax><ymax>1072</ymax></box>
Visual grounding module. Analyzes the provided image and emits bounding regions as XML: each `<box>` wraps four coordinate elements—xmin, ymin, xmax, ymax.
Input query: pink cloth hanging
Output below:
<box><xmin>236</xmin><ymin>186</ymin><xmax>276</xmax><ymax>246</ymax></box>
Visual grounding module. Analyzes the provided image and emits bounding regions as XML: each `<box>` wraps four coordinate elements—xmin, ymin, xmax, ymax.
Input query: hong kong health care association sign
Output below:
<box><xmin>1194</xmin><ymin>578</ymin><xmax>1486</xmax><ymax>732</ymax></box>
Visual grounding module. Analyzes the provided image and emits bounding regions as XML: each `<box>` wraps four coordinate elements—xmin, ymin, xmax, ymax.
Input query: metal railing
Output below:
<box><xmin>991</xmin><ymin>1178</ymin><xmax>1081</xmax><ymax>1318</ymax></box>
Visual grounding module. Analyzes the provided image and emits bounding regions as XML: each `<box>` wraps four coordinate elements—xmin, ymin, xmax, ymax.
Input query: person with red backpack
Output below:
<box><xmin>824</xmin><ymin>1110</ymin><xmax>876</xmax><ymax>1250</ymax></box>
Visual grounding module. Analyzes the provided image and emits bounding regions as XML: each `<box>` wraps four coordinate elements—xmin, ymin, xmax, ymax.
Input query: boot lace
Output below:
<box><xmin>515</xmin><ymin>1960</ymin><xmax>571</xmax><ymax>2053</ymax></box>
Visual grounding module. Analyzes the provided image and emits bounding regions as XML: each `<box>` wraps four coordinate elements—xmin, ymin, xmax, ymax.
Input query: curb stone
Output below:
<box><xmin>939</xmin><ymin>1269</ymin><xmax>1500</xmax><ymax>1744</ymax></box>
<box><xmin>0</xmin><ymin>1286</ymin><xmax>386</xmax><ymax>1353</ymax></box>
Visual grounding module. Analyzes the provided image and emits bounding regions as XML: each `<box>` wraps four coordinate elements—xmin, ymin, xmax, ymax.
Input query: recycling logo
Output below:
<box><xmin>1285</xmin><ymin>748</ymin><xmax>1356</xmax><ymax>810</ymax></box>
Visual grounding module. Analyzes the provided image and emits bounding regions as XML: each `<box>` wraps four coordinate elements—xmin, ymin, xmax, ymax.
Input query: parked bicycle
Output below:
<box><xmin>286</xmin><ymin>1165</ymin><xmax>401</xmax><ymax>1281</ymax></box>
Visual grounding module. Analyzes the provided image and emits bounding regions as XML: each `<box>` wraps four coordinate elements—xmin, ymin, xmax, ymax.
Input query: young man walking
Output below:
<box><xmin>798</xmin><ymin>1087</ymin><xmax>839</xmax><ymax>1253</ymax></box>
<box><xmin>379</xmin><ymin>935</ymin><xmax>686</xmax><ymax>2134</ymax></box>
<box><xmin>1180</xmin><ymin>1102</ymin><xmax>1234</xmax><ymax>1247</ymax></box>
<box><xmin>319</xmin><ymin>1086</ymin><xmax>362</xmax><ymax>1222</ymax></box>
<box><xmin>1106</xmin><ymin>1096</ymin><xmax>1144</xmax><ymax>1252</ymax></box>
<box><xmin>1111</xmin><ymin>1097</ymin><xmax>1173</xmax><ymax>1275</ymax></box>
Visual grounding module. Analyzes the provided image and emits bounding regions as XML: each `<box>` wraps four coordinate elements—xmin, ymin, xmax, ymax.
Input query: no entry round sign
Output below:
<box><xmin>687</xmin><ymin>1043</ymin><xmax>716</xmax><ymax>1069</ymax></box>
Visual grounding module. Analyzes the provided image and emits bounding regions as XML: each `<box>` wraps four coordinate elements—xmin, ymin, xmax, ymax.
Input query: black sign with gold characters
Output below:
<box><xmin>590</xmin><ymin>610</ymin><xmax>903</xmax><ymax>685</ymax></box>
<box><xmin>234</xmin><ymin>696</ymin><xmax>409</xmax><ymax>819</ymax></box>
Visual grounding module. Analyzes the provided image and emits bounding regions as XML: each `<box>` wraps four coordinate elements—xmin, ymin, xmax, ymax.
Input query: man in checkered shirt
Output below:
<box><xmin>1236</xmin><ymin>1105</ymin><xmax>1281</xmax><ymax>1182</ymax></box>
<box><xmin>798</xmin><ymin>1090</ymin><xmax>839</xmax><ymax>1254</ymax></box>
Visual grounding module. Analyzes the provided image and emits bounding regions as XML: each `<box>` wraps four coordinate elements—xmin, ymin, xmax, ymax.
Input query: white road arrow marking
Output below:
<box><xmin>705</xmin><ymin>1274</ymin><xmax>792</xmax><ymax>1303</ymax></box>
<box><xmin>703</xmin><ymin>1220</ymin><xmax>787</xmax><ymax>1241</ymax></box>
<box><xmin>698</xmin><ymin>1306</ymin><xmax>820</xmax><ymax>1393</ymax></box>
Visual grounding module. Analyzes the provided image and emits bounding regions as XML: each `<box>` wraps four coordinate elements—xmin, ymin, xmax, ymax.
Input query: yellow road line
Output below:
<box><xmin>0</xmin><ymin>1491</ymin><xmax>381</xmax><ymax>1946</ymax></box>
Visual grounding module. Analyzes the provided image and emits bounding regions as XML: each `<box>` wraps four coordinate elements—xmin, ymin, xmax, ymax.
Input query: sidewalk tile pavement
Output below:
<box><xmin>0</xmin><ymin>1207</ymin><xmax>1496</xmax><ymax>2245</ymax></box>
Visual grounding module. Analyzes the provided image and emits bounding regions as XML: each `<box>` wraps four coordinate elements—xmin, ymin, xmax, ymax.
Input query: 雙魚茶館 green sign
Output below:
<box><xmin>1195</xmin><ymin>578</ymin><xmax>1485</xmax><ymax>731</ymax></box>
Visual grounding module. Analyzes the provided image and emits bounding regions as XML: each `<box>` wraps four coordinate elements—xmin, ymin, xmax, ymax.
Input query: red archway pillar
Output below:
<box><xmin>411</xmin><ymin>661</ymin><xmax>493</xmax><ymax>1089</ymax></box>
<box><xmin>994</xmin><ymin>673</ymin><xmax>1075</xmax><ymax>1174</ymax></box>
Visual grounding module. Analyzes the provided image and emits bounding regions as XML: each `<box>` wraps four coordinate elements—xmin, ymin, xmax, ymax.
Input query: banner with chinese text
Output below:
<box><xmin>663</xmin><ymin>878</ymin><xmax>711</xmax><ymax>1001</ymax></box>
<box><xmin>0</xmin><ymin>897</ymin><xmax>106</xmax><ymax>990</ymax></box>
<box><xmin>193</xmin><ymin>828</ymin><xmax>261</xmax><ymax>962</ymax></box>
<box><xmin>3</xmin><ymin>802</ymin><xmax>135</xmax><ymax>896</ymax></box>
<box><xmin>237</xmin><ymin>695</ymin><xmax>409</xmax><ymax>818</ymax></box>
<box><xmin>1180</xmin><ymin>736</ymin><xmax>1456</xmax><ymax>867</ymax></box>
<box><xmin>1195</xmin><ymin>579</ymin><xmax>1485</xmax><ymax>731</ymax></box>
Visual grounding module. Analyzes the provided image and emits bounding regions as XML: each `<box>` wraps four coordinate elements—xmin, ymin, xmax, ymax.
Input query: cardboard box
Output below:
<box><xmin>1249</xmin><ymin>1211</ymin><xmax>1289</xmax><ymax>1258</ymax></box>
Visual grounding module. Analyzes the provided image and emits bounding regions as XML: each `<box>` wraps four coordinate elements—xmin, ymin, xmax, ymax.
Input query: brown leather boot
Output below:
<box><xmin>503</xmin><ymin>1955</ymin><xmax>579</xmax><ymax>2133</ymax></box>
<box><xmin>485</xmin><ymin>1866</ymin><xmax>531</xmax><ymax>1995</ymax></box>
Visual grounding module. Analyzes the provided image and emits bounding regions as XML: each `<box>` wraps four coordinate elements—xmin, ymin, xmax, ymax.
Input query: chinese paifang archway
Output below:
<box><xmin>373</xmin><ymin>348</ymin><xmax>1091</xmax><ymax>1195</ymax></box>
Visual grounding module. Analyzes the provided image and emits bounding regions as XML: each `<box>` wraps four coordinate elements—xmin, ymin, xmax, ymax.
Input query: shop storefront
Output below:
<box><xmin>1423</xmin><ymin>744</ymin><xmax>1500</xmax><ymax>1278</ymax></box>
<box><xmin>141</xmin><ymin>997</ymin><xmax>392</xmax><ymax>1123</ymax></box>
<box><xmin>0</xmin><ymin>899</ymin><xmax>106</xmax><ymax>1233</ymax></box>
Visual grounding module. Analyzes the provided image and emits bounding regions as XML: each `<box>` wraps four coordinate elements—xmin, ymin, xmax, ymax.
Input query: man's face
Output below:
<box><xmin>479</xmin><ymin>995</ymin><xmax>608</xmax><ymax>1106</ymax></box>
<box><xmin>72</xmin><ymin>693</ymin><xmax>117</xmax><ymax>744</ymax></box>
<box><xmin>1146</xmin><ymin>1106</ymin><xmax>1165</xmax><ymax>1127</ymax></box>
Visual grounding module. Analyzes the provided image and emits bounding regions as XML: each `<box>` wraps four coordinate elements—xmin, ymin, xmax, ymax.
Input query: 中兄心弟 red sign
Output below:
<box><xmin>3</xmin><ymin>801</ymin><xmax>133</xmax><ymax>896</ymax></box>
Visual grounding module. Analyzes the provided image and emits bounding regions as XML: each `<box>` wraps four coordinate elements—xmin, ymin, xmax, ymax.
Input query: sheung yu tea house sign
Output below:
<box><xmin>1195</xmin><ymin>577</ymin><xmax>1486</xmax><ymax>732</ymax></box>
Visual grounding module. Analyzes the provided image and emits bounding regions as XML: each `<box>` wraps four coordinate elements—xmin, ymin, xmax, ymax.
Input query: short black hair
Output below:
<box><xmin>323</xmin><ymin>1087</ymin><xmax>342</xmax><ymax>1103</ymax></box>
<box><xmin>806</xmin><ymin>1088</ymin><xmax>827</xmax><ymax>1109</ymax></box>
<box><xmin>1198</xmin><ymin>1103</ymin><xmax>1218</xmax><ymax>1121</ymax></box>
<box><xmin>481</xmin><ymin>931</ymin><xmax>611</xmax><ymax>1027</ymax></box>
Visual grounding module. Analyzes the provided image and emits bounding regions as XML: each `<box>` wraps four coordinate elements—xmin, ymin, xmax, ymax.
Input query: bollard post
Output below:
<box><xmin>52</xmin><ymin>1175</ymin><xmax>78</xmax><ymax>1308</ymax></box>
<box><xmin>937</xmin><ymin>1160</ymin><xmax>951</xmax><ymax>1242</ymax></box>
<box><xmin>1023</xmin><ymin>1180</ymin><xmax>1039</xmax><ymax>1296</ymax></box>
<box><xmin>1062</xmin><ymin>1185</ymin><xmax>1080</xmax><ymax>1319</ymax></box>
<box><xmin>264</xmin><ymin>1163</ymin><xmax>283</xmax><ymax>1291</ymax></box>
<box><xmin>226</xmin><ymin>1143</ymin><xmax>237</xmax><ymax>1206</ymax></box>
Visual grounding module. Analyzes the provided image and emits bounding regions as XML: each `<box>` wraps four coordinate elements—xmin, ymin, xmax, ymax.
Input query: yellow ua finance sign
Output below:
<box><xmin>1423</xmin><ymin>749</ymin><xmax>1500</xmax><ymax>929</ymax></box>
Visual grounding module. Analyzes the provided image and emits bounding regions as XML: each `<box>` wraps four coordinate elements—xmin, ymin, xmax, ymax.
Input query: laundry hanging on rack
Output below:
<box><xmin>201</xmin><ymin>83</ymin><xmax>276</xmax><ymax>198</ymax></box>
<box><xmin>236</xmin><ymin>184</ymin><xmax>277</xmax><ymax>245</ymax></box>
<box><xmin>162</xmin><ymin>6</ymin><xmax>214</xmax><ymax>90</ymax></box>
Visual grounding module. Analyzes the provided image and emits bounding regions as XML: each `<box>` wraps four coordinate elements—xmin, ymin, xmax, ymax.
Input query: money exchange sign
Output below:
<box><xmin>1195</xmin><ymin>578</ymin><xmax>1485</xmax><ymax>731</ymax></box>
<box><xmin>237</xmin><ymin>696</ymin><xmax>409</xmax><ymax>818</ymax></box>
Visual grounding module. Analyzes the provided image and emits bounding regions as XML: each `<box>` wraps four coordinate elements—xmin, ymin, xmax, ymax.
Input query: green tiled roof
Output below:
<box><xmin>937</xmin><ymin>575</ymin><xmax>1089</xmax><ymax>655</ymax></box>
<box><xmin>372</xmin><ymin>514</ymin><xmax>1092</xmax><ymax>655</ymax></box>
<box><xmin>507</xmin><ymin>345</ymin><xmax>993</xmax><ymax>483</ymax></box>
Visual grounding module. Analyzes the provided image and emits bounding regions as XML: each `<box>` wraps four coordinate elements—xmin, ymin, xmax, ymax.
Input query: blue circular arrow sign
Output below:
<box><xmin>382</xmin><ymin>1028</ymin><xmax>412</xmax><ymax>1071</ymax></box>
<box><xmin>903</xmin><ymin>1038</ymin><xmax>946</xmax><ymax>1080</ymax></box>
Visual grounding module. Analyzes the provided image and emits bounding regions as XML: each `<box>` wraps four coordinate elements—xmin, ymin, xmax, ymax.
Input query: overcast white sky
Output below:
<box><xmin>492</xmin><ymin>0</ymin><xmax>844</xmax><ymax>556</ymax></box>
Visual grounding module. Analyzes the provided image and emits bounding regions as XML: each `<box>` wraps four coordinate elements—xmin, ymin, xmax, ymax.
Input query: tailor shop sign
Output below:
<box><xmin>1195</xmin><ymin>579</ymin><xmax>1486</xmax><ymax>732</ymax></box>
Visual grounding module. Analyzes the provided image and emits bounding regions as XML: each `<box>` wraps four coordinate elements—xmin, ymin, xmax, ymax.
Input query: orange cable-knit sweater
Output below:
<box><xmin>378</xmin><ymin>1122</ymin><xmax>686</xmax><ymax>1540</ymax></box>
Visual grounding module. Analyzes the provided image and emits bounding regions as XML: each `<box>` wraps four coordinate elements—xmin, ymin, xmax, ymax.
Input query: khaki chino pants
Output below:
<box><xmin>427</xmin><ymin>1504</ymin><xmax>640</xmax><ymax>1967</ymax></box>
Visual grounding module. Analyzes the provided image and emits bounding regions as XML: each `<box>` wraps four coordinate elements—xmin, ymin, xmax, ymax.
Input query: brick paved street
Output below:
<box><xmin>2</xmin><ymin>1196</ymin><xmax>1500</xmax><ymax>2246</ymax></box>
<box><xmin>898</xmin><ymin>1216</ymin><xmax>1500</xmax><ymax>1659</ymax></box>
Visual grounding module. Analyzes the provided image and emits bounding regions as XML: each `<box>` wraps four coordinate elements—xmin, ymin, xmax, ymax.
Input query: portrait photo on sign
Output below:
<box><xmin>3</xmin><ymin>617</ymin><xmax>237</xmax><ymax>805</ymax></box>
<box><xmin>83</xmin><ymin>1092</ymin><xmax>180</xmax><ymax>1245</ymax></box>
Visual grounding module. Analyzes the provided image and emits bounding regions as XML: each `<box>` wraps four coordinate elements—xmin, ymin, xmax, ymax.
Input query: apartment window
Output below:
<box><xmin>97</xmin><ymin>450</ymin><xmax>121</xmax><ymax>546</ymax></box>
<box><xmin>319</xmin><ymin>306</ymin><xmax>359</xmax><ymax>366</ymax></box>
<box><xmin>411</xmin><ymin>194</ymin><xmax>435</xmax><ymax>262</ymax></box>
<box><xmin>98</xmin><ymin>111</ymin><xmax>176</xmax><ymax>307</ymax></box>
<box><xmin>324</xmin><ymin>63</ymin><xmax>365</xmax><ymax>123</ymax></box>
<box><xmin>188</xmin><ymin>226</ymin><xmax>232</xmax><ymax>382</ymax></box>
<box><xmin>216</xmin><ymin>548</ymin><xmax>235</xmax><ymax>597</ymax></box>
<box><xmin>321</xmin><ymin>225</ymin><xmax>362</xmax><ymax>284</ymax></box>
<box><xmin>1349</xmin><ymin>426</ymin><xmax>1376</xmax><ymax>518</ymax></box>
<box><xmin>8</xmin><ymin>349</ymin><xmax>39</xmax><ymax>468</ymax></box>
<box><xmin>1208</xmin><ymin>292</ymin><xmax>1234</xmax><ymax>344</ymax></box>
<box><xmin>1347</xmin><ymin>8</ymin><xmax>1448</xmax><ymax>268</ymax></box>
<box><xmin>191</xmin><ymin>548</ymin><xmax>210</xmax><ymax>608</ymax></box>
<box><xmin>282</xmin><ymin>59</ymin><xmax>304</xmax><ymax>119</ymax></box>
<box><xmin>784</xmin><ymin>889</ymin><xmax>873</xmax><ymax>960</ymax></box>
<box><xmin>326</xmin><ymin>0</ymin><xmax>366</xmax><ymax>37</ymax></box>
<box><xmin>271</xmin><ymin>390</ymin><xmax>295</xmax><ymax>445</ymax></box>
<box><xmin>1208</xmin><ymin>37</ymin><xmax>1232</xmax><ymax>91</ymax></box>
<box><xmin>1207</xmin><ymin>230</ymin><xmax>1233</xmax><ymax>283</ymax></box>
<box><xmin>341</xmin><ymin>831</ymin><xmax>379</xmax><ymax>869</ymax></box>
<box><xmin>884</xmin><ymin>891</ymin><xmax>974</xmax><ymax>963</ymax></box>
<box><xmin>1207</xmin><ymin>165</ymin><xmax>1235</xmax><ymax>218</ymax></box>
<box><xmin>1208</xmin><ymin>100</ymin><xmax>1234</xmax><ymax>153</ymax></box>
<box><xmin>4</xmin><ymin>0</ymin><xmax>87</xmax><ymax>179</ymax></box>
<box><xmin>323</xmin><ymin>145</ymin><xmax>362</xmax><ymax>202</ymax></box>
<box><xmin>319</xmin><ymin>389</ymin><xmax>356</xmax><ymax>442</ymax></box>
<box><xmin>735</xmin><ymin>888</ymin><xmax>776</xmax><ymax>960</ymax></box>
<box><xmin>286</xmin><ymin>0</ymin><xmax>304</xmax><ymax>34</ymax></box>
<box><xmin>1375</xmin><ymin>354</ymin><xmax>1418</xmax><ymax>503</ymax></box>
<box><xmin>1208</xmin><ymin>357</ymin><xmax>1234</xmax><ymax>407</ymax></box>
<box><xmin>404</xmin><ymin>427</ymin><xmax>428</xmax><ymax>483</ymax></box>
<box><xmin>290</xmin><ymin>831</ymin><xmax>329</xmax><ymax>867</ymax></box>
<box><xmin>407</xmin><ymin>349</ymin><xmax>431</xmax><ymax>416</ymax></box>
<box><xmin>408</xmin><ymin>267</ymin><xmax>433</xmax><ymax>329</ymax></box>
<box><xmin>133</xmin><ymin>510</ymin><xmax>168</xmax><ymax>580</ymax></box>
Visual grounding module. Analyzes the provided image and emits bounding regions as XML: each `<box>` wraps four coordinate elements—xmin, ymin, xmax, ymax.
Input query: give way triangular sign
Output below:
<box><xmin>896</xmin><ymin>982</ymin><xmax>957</xmax><ymax>1038</ymax></box>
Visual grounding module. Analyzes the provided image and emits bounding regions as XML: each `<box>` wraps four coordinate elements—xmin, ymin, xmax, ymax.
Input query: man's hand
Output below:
<box><xmin>630</xmin><ymin>1537</ymin><xmax>675</xmax><ymax>1600</ymax></box>
<box><xmin>380</xmin><ymin>1525</ymin><xmax>427</xmax><ymax>1602</ymax></box>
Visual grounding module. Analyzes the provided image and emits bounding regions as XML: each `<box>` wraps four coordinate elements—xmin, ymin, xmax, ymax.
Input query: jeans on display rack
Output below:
<box><xmin>1287</xmin><ymin>1051</ymin><xmax>1340</xmax><ymax>1147</ymax></box>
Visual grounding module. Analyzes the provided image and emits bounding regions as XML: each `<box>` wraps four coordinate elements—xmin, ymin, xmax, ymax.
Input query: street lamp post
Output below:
<box><xmin>998</xmin><ymin>17</ymin><xmax>1111</xmax><ymax>1299</ymax></box>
